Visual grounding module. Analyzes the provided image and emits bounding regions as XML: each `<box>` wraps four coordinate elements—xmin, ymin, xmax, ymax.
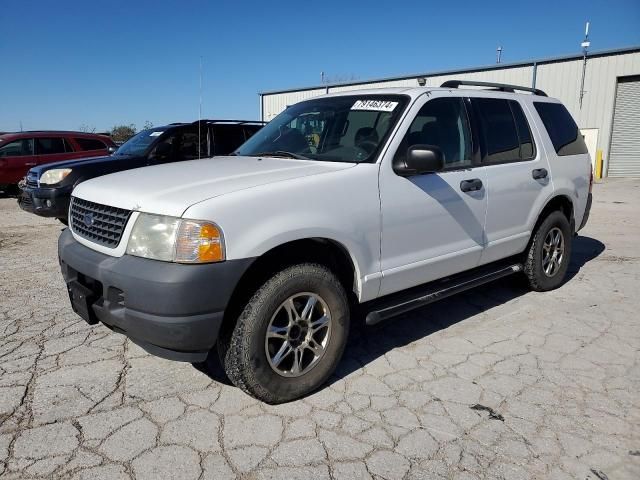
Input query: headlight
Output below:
<box><xmin>39</xmin><ymin>168</ymin><xmax>72</xmax><ymax>185</ymax></box>
<box><xmin>126</xmin><ymin>213</ymin><xmax>225</xmax><ymax>263</ymax></box>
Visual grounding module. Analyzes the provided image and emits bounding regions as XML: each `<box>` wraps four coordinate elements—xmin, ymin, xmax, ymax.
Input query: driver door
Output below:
<box><xmin>378</xmin><ymin>95</ymin><xmax>488</xmax><ymax>297</ymax></box>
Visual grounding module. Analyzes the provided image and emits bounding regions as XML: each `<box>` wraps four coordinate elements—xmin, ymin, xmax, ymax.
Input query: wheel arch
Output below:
<box><xmin>221</xmin><ymin>237</ymin><xmax>360</xmax><ymax>339</ymax></box>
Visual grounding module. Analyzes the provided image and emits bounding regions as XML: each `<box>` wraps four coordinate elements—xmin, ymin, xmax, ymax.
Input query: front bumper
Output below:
<box><xmin>58</xmin><ymin>228</ymin><xmax>254</xmax><ymax>362</ymax></box>
<box><xmin>18</xmin><ymin>184</ymin><xmax>72</xmax><ymax>219</ymax></box>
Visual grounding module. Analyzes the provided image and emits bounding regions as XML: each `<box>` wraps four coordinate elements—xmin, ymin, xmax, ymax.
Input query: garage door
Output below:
<box><xmin>608</xmin><ymin>76</ymin><xmax>640</xmax><ymax>177</ymax></box>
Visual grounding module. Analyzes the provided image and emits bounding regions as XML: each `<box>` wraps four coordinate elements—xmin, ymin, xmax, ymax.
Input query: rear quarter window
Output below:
<box><xmin>74</xmin><ymin>137</ymin><xmax>107</xmax><ymax>151</ymax></box>
<box><xmin>533</xmin><ymin>102</ymin><xmax>588</xmax><ymax>156</ymax></box>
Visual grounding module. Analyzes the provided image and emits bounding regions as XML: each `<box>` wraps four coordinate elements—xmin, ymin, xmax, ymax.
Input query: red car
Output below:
<box><xmin>0</xmin><ymin>131</ymin><xmax>116</xmax><ymax>193</ymax></box>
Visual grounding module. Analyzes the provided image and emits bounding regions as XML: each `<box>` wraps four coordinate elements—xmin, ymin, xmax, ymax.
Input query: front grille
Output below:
<box><xmin>70</xmin><ymin>197</ymin><xmax>131</xmax><ymax>248</ymax></box>
<box><xmin>26</xmin><ymin>172</ymin><xmax>38</xmax><ymax>188</ymax></box>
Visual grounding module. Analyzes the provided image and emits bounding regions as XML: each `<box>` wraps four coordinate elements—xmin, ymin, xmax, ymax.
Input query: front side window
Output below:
<box><xmin>395</xmin><ymin>97</ymin><xmax>473</xmax><ymax>169</ymax></box>
<box><xmin>0</xmin><ymin>138</ymin><xmax>34</xmax><ymax>157</ymax></box>
<box><xmin>236</xmin><ymin>95</ymin><xmax>408</xmax><ymax>163</ymax></box>
<box><xmin>534</xmin><ymin>102</ymin><xmax>588</xmax><ymax>156</ymax></box>
<box><xmin>179</xmin><ymin>129</ymin><xmax>208</xmax><ymax>159</ymax></box>
<box><xmin>35</xmin><ymin>137</ymin><xmax>66</xmax><ymax>155</ymax></box>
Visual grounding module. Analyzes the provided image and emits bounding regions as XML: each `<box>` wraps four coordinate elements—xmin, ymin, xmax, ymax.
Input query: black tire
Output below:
<box><xmin>524</xmin><ymin>210</ymin><xmax>572</xmax><ymax>291</ymax></box>
<box><xmin>218</xmin><ymin>263</ymin><xmax>350</xmax><ymax>403</ymax></box>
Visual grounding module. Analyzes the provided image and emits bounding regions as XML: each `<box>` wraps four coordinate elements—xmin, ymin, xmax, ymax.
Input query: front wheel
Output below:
<box><xmin>218</xmin><ymin>263</ymin><xmax>350</xmax><ymax>403</ymax></box>
<box><xmin>523</xmin><ymin>210</ymin><xmax>572</xmax><ymax>291</ymax></box>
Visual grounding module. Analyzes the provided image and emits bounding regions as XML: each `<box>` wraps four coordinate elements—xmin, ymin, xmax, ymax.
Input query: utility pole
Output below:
<box><xmin>579</xmin><ymin>21</ymin><xmax>590</xmax><ymax>109</ymax></box>
<box><xmin>496</xmin><ymin>46</ymin><xmax>503</xmax><ymax>64</ymax></box>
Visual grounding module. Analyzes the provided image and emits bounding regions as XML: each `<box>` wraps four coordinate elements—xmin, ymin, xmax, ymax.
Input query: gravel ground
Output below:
<box><xmin>0</xmin><ymin>179</ymin><xmax>639</xmax><ymax>480</ymax></box>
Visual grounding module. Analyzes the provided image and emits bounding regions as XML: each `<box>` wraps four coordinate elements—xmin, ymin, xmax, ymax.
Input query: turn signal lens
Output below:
<box><xmin>175</xmin><ymin>220</ymin><xmax>225</xmax><ymax>263</ymax></box>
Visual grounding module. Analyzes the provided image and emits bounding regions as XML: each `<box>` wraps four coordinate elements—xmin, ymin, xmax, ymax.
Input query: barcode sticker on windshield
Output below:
<box><xmin>149</xmin><ymin>131</ymin><xmax>163</xmax><ymax>137</ymax></box>
<box><xmin>351</xmin><ymin>100</ymin><xmax>398</xmax><ymax>112</ymax></box>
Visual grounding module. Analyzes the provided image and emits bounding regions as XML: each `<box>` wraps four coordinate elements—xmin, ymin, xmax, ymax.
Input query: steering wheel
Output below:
<box><xmin>356</xmin><ymin>140</ymin><xmax>378</xmax><ymax>156</ymax></box>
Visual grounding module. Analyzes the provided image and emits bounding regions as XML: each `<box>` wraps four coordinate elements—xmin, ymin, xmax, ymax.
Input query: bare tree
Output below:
<box><xmin>141</xmin><ymin>120</ymin><xmax>154</xmax><ymax>131</ymax></box>
<box><xmin>78</xmin><ymin>124</ymin><xmax>96</xmax><ymax>133</ymax></box>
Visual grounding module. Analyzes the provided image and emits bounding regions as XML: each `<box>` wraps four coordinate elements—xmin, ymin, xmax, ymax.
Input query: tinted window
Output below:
<box><xmin>35</xmin><ymin>137</ymin><xmax>66</xmax><ymax>155</ymax></box>
<box><xmin>179</xmin><ymin>129</ymin><xmax>208</xmax><ymax>160</ymax></box>
<box><xmin>473</xmin><ymin>98</ymin><xmax>520</xmax><ymax>163</ymax></box>
<box><xmin>74</xmin><ymin>137</ymin><xmax>106</xmax><ymax>151</ymax></box>
<box><xmin>534</xmin><ymin>102</ymin><xmax>588</xmax><ymax>156</ymax></box>
<box><xmin>213</xmin><ymin>125</ymin><xmax>248</xmax><ymax>155</ymax></box>
<box><xmin>509</xmin><ymin>101</ymin><xmax>535</xmax><ymax>159</ymax></box>
<box><xmin>244</xmin><ymin>125</ymin><xmax>262</xmax><ymax>141</ymax></box>
<box><xmin>0</xmin><ymin>138</ymin><xmax>34</xmax><ymax>157</ymax></box>
<box><xmin>395</xmin><ymin>97</ymin><xmax>473</xmax><ymax>169</ymax></box>
<box><xmin>63</xmin><ymin>138</ymin><xmax>75</xmax><ymax>152</ymax></box>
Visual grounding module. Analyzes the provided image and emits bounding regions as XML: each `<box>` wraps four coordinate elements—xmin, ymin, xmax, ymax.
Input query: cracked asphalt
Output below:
<box><xmin>1</xmin><ymin>179</ymin><xmax>639</xmax><ymax>480</ymax></box>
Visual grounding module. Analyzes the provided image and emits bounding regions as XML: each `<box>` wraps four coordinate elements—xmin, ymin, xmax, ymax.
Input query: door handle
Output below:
<box><xmin>460</xmin><ymin>178</ymin><xmax>483</xmax><ymax>192</ymax></box>
<box><xmin>532</xmin><ymin>168</ymin><xmax>548</xmax><ymax>180</ymax></box>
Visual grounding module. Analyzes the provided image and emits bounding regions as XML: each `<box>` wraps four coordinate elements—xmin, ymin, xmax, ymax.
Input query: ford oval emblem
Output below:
<box><xmin>83</xmin><ymin>213</ymin><xmax>94</xmax><ymax>227</ymax></box>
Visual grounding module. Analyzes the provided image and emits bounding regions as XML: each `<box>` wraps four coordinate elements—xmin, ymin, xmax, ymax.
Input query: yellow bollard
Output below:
<box><xmin>595</xmin><ymin>150</ymin><xmax>603</xmax><ymax>180</ymax></box>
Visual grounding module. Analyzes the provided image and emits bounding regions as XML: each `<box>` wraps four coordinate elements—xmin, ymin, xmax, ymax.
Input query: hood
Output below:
<box><xmin>72</xmin><ymin>156</ymin><xmax>356</xmax><ymax>217</ymax></box>
<box><xmin>31</xmin><ymin>154</ymin><xmax>144</xmax><ymax>175</ymax></box>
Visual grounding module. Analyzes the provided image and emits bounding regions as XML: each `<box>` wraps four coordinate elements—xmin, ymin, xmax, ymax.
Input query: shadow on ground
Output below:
<box><xmin>195</xmin><ymin>235</ymin><xmax>605</xmax><ymax>391</ymax></box>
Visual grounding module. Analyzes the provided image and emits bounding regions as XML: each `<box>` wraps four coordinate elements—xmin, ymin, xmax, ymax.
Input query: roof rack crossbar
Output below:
<box><xmin>440</xmin><ymin>80</ymin><xmax>547</xmax><ymax>97</ymax></box>
<box><xmin>191</xmin><ymin>119</ymin><xmax>267</xmax><ymax>125</ymax></box>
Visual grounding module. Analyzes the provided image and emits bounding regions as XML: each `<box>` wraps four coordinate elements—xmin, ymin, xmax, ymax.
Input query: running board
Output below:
<box><xmin>365</xmin><ymin>263</ymin><xmax>523</xmax><ymax>325</ymax></box>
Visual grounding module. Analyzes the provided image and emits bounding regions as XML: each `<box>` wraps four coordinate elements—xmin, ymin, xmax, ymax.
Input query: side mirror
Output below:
<box><xmin>394</xmin><ymin>144</ymin><xmax>444</xmax><ymax>176</ymax></box>
<box><xmin>152</xmin><ymin>142</ymin><xmax>172</xmax><ymax>159</ymax></box>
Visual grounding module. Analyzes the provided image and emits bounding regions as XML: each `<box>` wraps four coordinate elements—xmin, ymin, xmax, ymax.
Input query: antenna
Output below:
<box><xmin>320</xmin><ymin>71</ymin><xmax>325</xmax><ymax>84</ymax></box>
<box><xmin>198</xmin><ymin>56</ymin><xmax>202</xmax><ymax>159</ymax></box>
<box><xmin>579</xmin><ymin>21</ymin><xmax>591</xmax><ymax>108</ymax></box>
<box><xmin>496</xmin><ymin>46</ymin><xmax>503</xmax><ymax>64</ymax></box>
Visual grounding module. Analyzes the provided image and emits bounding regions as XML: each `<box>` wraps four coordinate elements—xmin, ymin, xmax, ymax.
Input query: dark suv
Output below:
<box><xmin>0</xmin><ymin>131</ymin><xmax>115</xmax><ymax>193</ymax></box>
<box><xmin>19</xmin><ymin>120</ymin><xmax>263</xmax><ymax>223</ymax></box>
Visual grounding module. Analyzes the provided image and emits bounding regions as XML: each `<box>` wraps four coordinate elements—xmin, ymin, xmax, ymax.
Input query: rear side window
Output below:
<box><xmin>509</xmin><ymin>101</ymin><xmax>535</xmax><ymax>160</ymax></box>
<box><xmin>473</xmin><ymin>98</ymin><xmax>520</xmax><ymax>163</ymax></box>
<box><xmin>35</xmin><ymin>137</ymin><xmax>66</xmax><ymax>155</ymax></box>
<box><xmin>213</xmin><ymin>125</ymin><xmax>247</xmax><ymax>155</ymax></box>
<box><xmin>74</xmin><ymin>137</ymin><xmax>107</xmax><ymax>151</ymax></box>
<box><xmin>533</xmin><ymin>102</ymin><xmax>588</xmax><ymax>156</ymax></box>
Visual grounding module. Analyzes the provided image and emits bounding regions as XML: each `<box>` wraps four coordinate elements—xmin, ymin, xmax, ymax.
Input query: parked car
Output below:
<box><xmin>18</xmin><ymin>120</ymin><xmax>263</xmax><ymax>223</ymax></box>
<box><xmin>57</xmin><ymin>81</ymin><xmax>592</xmax><ymax>403</ymax></box>
<box><xmin>0</xmin><ymin>131</ymin><xmax>115</xmax><ymax>194</ymax></box>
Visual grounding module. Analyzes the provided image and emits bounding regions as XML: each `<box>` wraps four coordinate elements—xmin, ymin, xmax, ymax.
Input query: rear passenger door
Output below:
<box><xmin>471</xmin><ymin>97</ymin><xmax>554</xmax><ymax>265</ymax></box>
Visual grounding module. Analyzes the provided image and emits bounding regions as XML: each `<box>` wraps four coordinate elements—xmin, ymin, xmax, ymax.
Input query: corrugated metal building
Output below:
<box><xmin>259</xmin><ymin>46</ymin><xmax>640</xmax><ymax>177</ymax></box>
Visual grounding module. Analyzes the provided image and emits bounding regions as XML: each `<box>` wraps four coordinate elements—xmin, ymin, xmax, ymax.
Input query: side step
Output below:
<box><xmin>365</xmin><ymin>263</ymin><xmax>523</xmax><ymax>325</ymax></box>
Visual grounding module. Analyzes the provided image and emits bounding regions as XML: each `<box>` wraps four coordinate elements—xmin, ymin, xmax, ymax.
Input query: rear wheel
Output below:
<box><xmin>524</xmin><ymin>210</ymin><xmax>572</xmax><ymax>291</ymax></box>
<box><xmin>218</xmin><ymin>263</ymin><xmax>350</xmax><ymax>403</ymax></box>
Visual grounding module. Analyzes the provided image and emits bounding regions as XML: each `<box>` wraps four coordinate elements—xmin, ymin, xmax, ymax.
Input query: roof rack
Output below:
<box><xmin>191</xmin><ymin>119</ymin><xmax>266</xmax><ymax>125</ymax></box>
<box><xmin>440</xmin><ymin>80</ymin><xmax>547</xmax><ymax>97</ymax></box>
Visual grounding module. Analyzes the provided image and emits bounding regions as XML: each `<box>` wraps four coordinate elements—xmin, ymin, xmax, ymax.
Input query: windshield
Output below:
<box><xmin>236</xmin><ymin>95</ymin><xmax>408</xmax><ymax>163</ymax></box>
<box><xmin>115</xmin><ymin>128</ymin><xmax>168</xmax><ymax>156</ymax></box>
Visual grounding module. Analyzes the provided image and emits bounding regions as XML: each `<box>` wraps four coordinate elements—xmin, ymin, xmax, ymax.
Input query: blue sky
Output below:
<box><xmin>1</xmin><ymin>0</ymin><xmax>639</xmax><ymax>132</ymax></box>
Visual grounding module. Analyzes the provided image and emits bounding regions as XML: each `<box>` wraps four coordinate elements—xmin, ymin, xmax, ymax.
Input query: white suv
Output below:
<box><xmin>58</xmin><ymin>81</ymin><xmax>593</xmax><ymax>403</ymax></box>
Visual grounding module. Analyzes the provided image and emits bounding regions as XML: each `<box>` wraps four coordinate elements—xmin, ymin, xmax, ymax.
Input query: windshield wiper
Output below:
<box><xmin>250</xmin><ymin>151</ymin><xmax>310</xmax><ymax>160</ymax></box>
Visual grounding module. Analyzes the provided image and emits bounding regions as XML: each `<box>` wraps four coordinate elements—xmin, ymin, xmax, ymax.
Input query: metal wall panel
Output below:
<box><xmin>608</xmin><ymin>77</ymin><xmax>640</xmax><ymax>177</ymax></box>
